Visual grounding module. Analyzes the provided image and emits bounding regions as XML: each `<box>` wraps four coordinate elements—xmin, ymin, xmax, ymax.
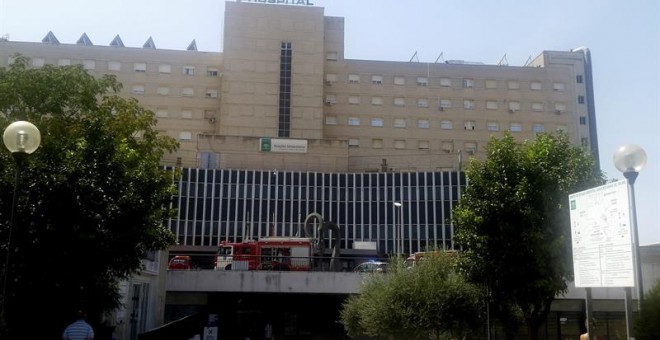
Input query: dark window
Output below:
<box><xmin>578</xmin><ymin>95</ymin><xmax>585</xmax><ymax>104</ymax></box>
<box><xmin>279</xmin><ymin>41</ymin><xmax>292</xmax><ymax>137</ymax></box>
<box><xmin>579</xmin><ymin>116</ymin><xmax>587</xmax><ymax>125</ymax></box>
<box><xmin>576</xmin><ymin>75</ymin><xmax>583</xmax><ymax>83</ymax></box>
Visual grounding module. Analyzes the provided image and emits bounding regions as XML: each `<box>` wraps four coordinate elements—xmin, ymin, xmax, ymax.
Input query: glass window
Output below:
<box><xmin>487</xmin><ymin>122</ymin><xmax>499</xmax><ymax>131</ymax></box>
<box><xmin>486</xmin><ymin>101</ymin><xmax>498</xmax><ymax>110</ymax></box>
<box><xmin>348</xmin><ymin>117</ymin><xmax>360</xmax><ymax>126</ymax></box>
<box><xmin>206</xmin><ymin>88</ymin><xmax>218</xmax><ymax>98</ymax></box>
<box><xmin>532</xmin><ymin>123</ymin><xmax>545</xmax><ymax>132</ymax></box>
<box><xmin>372</xmin><ymin>139</ymin><xmax>383</xmax><ymax>149</ymax></box>
<box><xmin>579</xmin><ymin>116</ymin><xmax>587</xmax><ymax>125</ymax></box>
<box><xmin>32</xmin><ymin>58</ymin><xmax>45</xmax><ymax>67</ymax></box>
<box><xmin>576</xmin><ymin>75</ymin><xmax>583</xmax><ymax>83</ymax></box>
<box><xmin>207</xmin><ymin>68</ymin><xmax>219</xmax><ymax>77</ymax></box>
<box><xmin>326</xmin><ymin>52</ymin><xmax>338</xmax><ymax>61</ymax></box>
<box><xmin>394</xmin><ymin>119</ymin><xmax>406</xmax><ymax>128</ymax></box>
<box><xmin>417</xmin><ymin>98</ymin><xmax>429</xmax><ymax>108</ymax></box>
<box><xmin>464</xmin><ymin>120</ymin><xmax>475</xmax><ymax>130</ymax></box>
<box><xmin>348</xmin><ymin>74</ymin><xmax>360</xmax><ymax>84</ymax></box>
<box><xmin>325</xmin><ymin>73</ymin><xmax>337</xmax><ymax>83</ymax></box>
<box><xmin>158</xmin><ymin>64</ymin><xmax>171</xmax><ymax>73</ymax></box>
<box><xmin>553</xmin><ymin>82</ymin><xmax>565</xmax><ymax>91</ymax></box>
<box><xmin>418</xmin><ymin>119</ymin><xmax>430</xmax><ymax>128</ymax></box>
<box><xmin>83</xmin><ymin>60</ymin><xmax>96</xmax><ymax>70</ymax></box>
<box><xmin>440</xmin><ymin>78</ymin><xmax>451</xmax><ymax>87</ymax></box>
<box><xmin>58</xmin><ymin>59</ymin><xmax>71</xmax><ymax>66</ymax></box>
<box><xmin>463</xmin><ymin>78</ymin><xmax>474</xmax><ymax>88</ymax></box>
<box><xmin>371</xmin><ymin>75</ymin><xmax>383</xmax><ymax>85</ymax></box>
<box><xmin>131</xmin><ymin>85</ymin><xmax>145</xmax><ymax>95</ymax></box>
<box><xmin>510</xmin><ymin>123</ymin><xmax>522</xmax><ymax>132</ymax></box>
<box><xmin>441</xmin><ymin>120</ymin><xmax>453</xmax><ymax>129</ymax></box>
<box><xmin>157</xmin><ymin>87</ymin><xmax>170</xmax><ymax>95</ymax></box>
<box><xmin>394</xmin><ymin>97</ymin><xmax>405</xmax><ymax>107</ymax></box>
<box><xmin>440</xmin><ymin>99</ymin><xmax>451</xmax><ymax>109</ymax></box>
<box><xmin>463</xmin><ymin>99</ymin><xmax>474</xmax><ymax>110</ymax></box>
<box><xmin>485</xmin><ymin>80</ymin><xmax>497</xmax><ymax>89</ymax></box>
<box><xmin>394</xmin><ymin>76</ymin><xmax>405</xmax><ymax>85</ymax></box>
<box><xmin>418</xmin><ymin>140</ymin><xmax>430</xmax><ymax>149</ymax></box>
<box><xmin>108</xmin><ymin>61</ymin><xmax>121</xmax><ymax>71</ymax></box>
<box><xmin>347</xmin><ymin>95</ymin><xmax>360</xmax><ymax>105</ymax></box>
<box><xmin>134</xmin><ymin>63</ymin><xmax>146</xmax><ymax>72</ymax></box>
<box><xmin>155</xmin><ymin>109</ymin><xmax>168</xmax><ymax>118</ymax></box>
<box><xmin>442</xmin><ymin>141</ymin><xmax>453</xmax><ymax>153</ymax></box>
<box><xmin>325</xmin><ymin>116</ymin><xmax>337</xmax><ymax>125</ymax></box>
<box><xmin>325</xmin><ymin>95</ymin><xmax>337</xmax><ymax>105</ymax></box>
<box><xmin>394</xmin><ymin>140</ymin><xmax>406</xmax><ymax>149</ymax></box>
<box><xmin>417</xmin><ymin>77</ymin><xmax>428</xmax><ymax>86</ymax></box>
<box><xmin>532</xmin><ymin>103</ymin><xmax>544</xmax><ymax>112</ymax></box>
<box><xmin>465</xmin><ymin>142</ymin><xmax>477</xmax><ymax>154</ymax></box>
<box><xmin>348</xmin><ymin>138</ymin><xmax>359</xmax><ymax>147</ymax></box>
<box><xmin>530</xmin><ymin>81</ymin><xmax>542</xmax><ymax>90</ymax></box>
<box><xmin>179</xmin><ymin>132</ymin><xmax>192</xmax><ymax>140</ymax></box>
<box><xmin>508</xmin><ymin>81</ymin><xmax>520</xmax><ymax>90</ymax></box>
<box><xmin>181</xmin><ymin>110</ymin><xmax>193</xmax><ymax>119</ymax></box>
<box><xmin>371</xmin><ymin>118</ymin><xmax>384</xmax><ymax>127</ymax></box>
<box><xmin>181</xmin><ymin>88</ymin><xmax>194</xmax><ymax>96</ymax></box>
<box><xmin>578</xmin><ymin>95</ymin><xmax>585</xmax><ymax>104</ymax></box>
<box><xmin>183</xmin><ymin>66</ymin><xmax>195</xmax><ymax>75</ymax></box>
<box><xmin>555</xmin><ymin>103</ymin><xmax>567</xmax><ymax>113</ymax></box>
<box><xmin>371</xmin><ymin>97</ymin><xmax>383</xmax><ymax>105</ymax></box>
<box><xmin>508</xmin><ymin>101</ymin><xmax>521</xmax><ymax>112</ymax></box>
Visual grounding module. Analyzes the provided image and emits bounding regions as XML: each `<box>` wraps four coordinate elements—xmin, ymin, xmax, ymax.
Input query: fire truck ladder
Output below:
<box><xmin>303</xmin><ymin>212</ymin><xmax>341</xmax><ymax>271</ymax></box>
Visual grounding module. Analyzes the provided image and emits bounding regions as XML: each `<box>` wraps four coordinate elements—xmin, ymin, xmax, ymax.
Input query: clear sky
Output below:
<box><xmin>1</xmin><ymin>0</ymin><xmax>658</xmax><ymax>244</ymax></box>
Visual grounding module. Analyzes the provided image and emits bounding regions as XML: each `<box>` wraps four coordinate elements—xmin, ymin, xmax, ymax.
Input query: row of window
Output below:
<box><xmin>325</xmin><ymin>95</ymin><xmax>580</xmax><ymax>113</ymax></box>
<box><xmin>154</xmin><ymin>108</ymin><xmax>216</xmax><ymax>119</ymax></box>
<box><xmin>20</xmin><ymin>56</ymin><xmax>220</xmax><ymax>76</ymax></box>
<box><xmin>130</xmin><ymin>85</ymin><xmax>219</xmax><ymax>98</ymax></box>
<box><xmin>326</xmin><ymin>73</ymin><xmax>583</xmax><ymax>90</ymax></box>
<box><xmin>327</xmin><ymin>116</ymin><xmax>566</xmax><ymax>133</ymax></box>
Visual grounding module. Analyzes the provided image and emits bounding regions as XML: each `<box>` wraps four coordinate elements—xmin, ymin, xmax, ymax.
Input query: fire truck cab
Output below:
<box><xmin>215</xmin><ymin>237</ymin><xmax>313</xmax><ymax>271</ymax></box>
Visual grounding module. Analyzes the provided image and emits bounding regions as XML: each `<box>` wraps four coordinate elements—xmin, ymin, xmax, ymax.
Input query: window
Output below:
<box><xmin>463</xmin><ymin>99</ymin><xmax>474</xmax><ymax>110</ymax></box>
<box><xmin>348</xmin><ymin>96</ymin><xmax>360</xmax><ymax>105</ymax></box>
<box><xmin>325</xmin><ymin>95</ymin><xmax>337</xmax><ymax>105</ymax></box>
<box><xmin>371</xmin><ymin>75</ymin><xmax>383</xmax><ymax>85</ymax></box>
<box><xmin>371</xmin><ymin>97</ymin><xmax>383</xmax><ymax>105</ymax></box>
<box><xmin>326</xmin><ymin>52</ymin><xmax>338</xmax><ymax>61</ymax></box>
<box><xmin>372</xmin><ymin>139</ymin><xmax>383</xmax><ymax>149</ymax></box>
<box><xmin>155</xmin><ymin>109</ymin><xmax>168</xmax><ymax>118</ymax></box>
<box><xmin>465</xmin><ymin>142</ymin><xmax>477</xmax><ymax>154</ymax></box>
<box><xmin>181</xmin><ymin>110</ymin><xmax>193</xmax><ymax>119</ymax></box>
<box><xmin>348</xmin><ymin>139</ymin><xmax>359</xmax><ymax>147</ymax></box>
<box><xmin>32</xmin><ymin>58</ymin><xmax>45</xmax><ymax>67</ymax></box>
<box><xmin>108</xmin><ymin>61</ymin><xmax>121</xmax><ymax>71</ymax></box>
<box><xmin>440</xmin><ymin>99</ymin><xmax>451</xmax><ymax>109</ymax></box>
<box><xmin>532</xmin><ymin>103</ymin><xmax>544</xmax><ymax>112</ymax></box>
<box><xmin>206</xmin><ymin>88</ymin><xmax>219</xmax><ymax>98</ymax></box>
<box><xmin>510</xmin><ymin>123</ymin><xmax>522</xmax><ymax>132</ymax></box>
<box><xmin>418</xmin><ymin>140</ymin><xmax>430</xmax><ymax>149</ymax></box>
<box><xmin>158</xmin><ymin>64</ymin><xmax>171</xmax><ymax>74</ymax></box>
<box><xmin>576</xmin><ymin>75</ymin><xmax>583</xmax><ymax>83</ymax></box>
<box><xmin>532</xmin><ymin>123</ymin><xmax>545</xmax><ymax>133</ymax></box>
<box><xmin>417</xmin><ymin>98</ymin><xmax>429</xmax><ymax>108</ymax></box>
<box><xmin>131</xmin><ymin>85</ymin><xmax>145</xmax><ymax>95</ymax></box>
<box><xmin>441</xmin><ymin>120</ymin><xmax>453</xmax><ymax>129</ymax></box>
<box><xmin>485</xmin><ymin>80</ymin><xmax>497</xmax><ymax>89</ymax></box>
<box><xmin>183</xmin><ymin>66</ymin><xmax>195</xmax><ymax>75</ymax></box>
<box><xmin>508</xmin><ymin>101</ymin><xmax>521</xmax><ymax>112</ymax></box>
<box><xmin>134</xmin><ymin>63</ymin><xmax>146</xmax><ymax>72</ymax></box>
<box><xmin>325</xmin><ymin>116</ymin><xmax>337</xmax><ymax>125</ymax></box>
<box><xmin>58</xmin><ymin>59</ymin><xmax>71</xmax><ymax>66</ymax></box>
<box><xmin>394</xmin><ymin>119</ymin><xmax>406</xmax><ymax>128</ymax></box>
<box><xmin>394</xmin><ymin>97</ymin><xmax>406</xmax><ymax>107</ymax></box>
<box><xmin>416</xmin><ymin>77</ymin><xmax>428</xmax><ymax>86</ymax></box>
<box><xmin>394</xmin><ymin>140</ymin><xmax>406</xmax><ymax>149</ymax></box>
<box><xmin>83</xmin><ymin>60</ymin><xmax>96</xmax><ymax>70</ymax></box>
<box><xmin>487</xmin><ymin>122</ymin><xmax>499</xmax><ymax>131</ymax></box>
<box><xmin>418</xmin><ymin>119</ymin><xmax>430</xmax><ymax>129</ymax></box>
<box><xmin>530</xmin><ymin>81</ymin><xmax>542</xmax><ymax>90</ymax></box>
<box><xmin>553</xmin><ymin>82</ymin><xmax>565</xmax><ymax>91</ymax></box>
<box><xmin>371</xmin><ymin>118</ymin><xmax>384</xmax><ymax>127</ymax></box>
<box><xmin>207</xmin><ymin>68</ymin><xmax>219</xmax><ymax>77</ymax></box>
<box><xmin>157</xmin><ymin>87</ymin><xmax>170</xmax><ymax>95</ymax></box>
<box><xmin>463</xmin><ymin>78</ymin><xmax>474</xmax><ymax>88</ymax></box>
<box><xmin>578</xmin><ymin>95</ymin><xmax>585</xmax><ymax>104</ymax></box>
<box><xmin>508</xmin><ymin>81</ymin><xmax>520</xmax><ymax>90</ymax></box>
<box><xmin>199</xmin><ymin>152</ymin><xmax>219</xmax><ymax>169</ymax></box>
<box><xmin>554</xmin><ymin>103</ymin><xmax>566</xmax><ymax>113</ymax></box>
<box><xmin>442</xmin><ymin>141</ymin><xmax>453</xmax><ymax>153</ymax></box>
<box><xmin>581</xmin><ymin>137</ymin><xmax>589</xmax><ymax>147</ymax></box>
<box><xmin>348</xmin><ymin>74</ymin><xmax>360</xmax><ymax>84</ymax></box>
<box><xmin>325</xmin><ymin>73</ymin><xmax>337</xmax><ymax>84</ymax></box>
<box><xmin>181</xmin><ymin>87</ymin><xmax>194</xmax><ymax>96</ymax></box>
<box><xmin>179</xmin><ymin>132</ymin><xmax>193</xmax><ymax>141</ymax></box>
<box><xmin>440</xmin><ymin>78</ymin><xmax>451</xmax><ymax>87</ymax></box>
<box><xmin>557</xmin><ymin>125</ymin><xmax>567</xmax><ymax>133</ymax></box>
<box><xmin>348</xmin><ymin>117</ymin><xmax>360</xmax><ymax>126</ymax></box>
<box><xmin>486</xmin><ymin>101</ymin><xmax>498</xmax><ymax>110</ymax></box>
<box><xmin>464</xmin><ymin>120</ymin><xmax>476</xmax><ymax>130</ymax></box>
<box><xmin>579</xmin><ymin>116</ymin><xmax>587</xmax><ymax>125</ymax></box>
<box><xmin>394</xmin><ymin>76</ymin><xmax>405</xmax><ymax>85</ymax></box>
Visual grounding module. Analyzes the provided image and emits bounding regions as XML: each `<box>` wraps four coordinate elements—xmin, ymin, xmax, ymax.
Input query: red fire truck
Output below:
<box><xmin>215</xmin><ymin>237</ymin><xmax>313</xmax><ymax>271</ymax></box>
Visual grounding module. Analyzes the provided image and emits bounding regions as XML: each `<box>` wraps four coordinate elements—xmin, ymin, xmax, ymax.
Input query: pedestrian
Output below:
<box><xmin>264</xmin><ymin>321</ymin><xmax>273</xmax><ymax>340</ymax></box>
<box><xmin>62</xmin><ymin>310</ymin><xmax>95</xmax><ymax>340</ymax></box>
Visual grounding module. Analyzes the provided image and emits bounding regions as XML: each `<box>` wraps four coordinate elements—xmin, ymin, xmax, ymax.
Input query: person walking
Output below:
<box><xmin>62</xmin><ymin>310</ymin><xmax>94</xmax><ymax>340</ymax></box>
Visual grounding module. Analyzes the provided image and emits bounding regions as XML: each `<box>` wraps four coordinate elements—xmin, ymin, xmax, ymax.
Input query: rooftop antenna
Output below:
<box><xmin>523</xmin><ymin>55</ymin><xmax>533</xmax><ymax>67</ymax></box>
<box><xmin>409</xmin><ymin>51</ymin><xmax>419</xmax><ymax>63</ymax></box>
<box><xmin>434</xmin><ymin>52</ymin><xmax>444</xmax><ymax>63</ymax></box>
<box><xmin>497</xmin><ymin>54</ymin><xmax>508</xmax><ymax>66</ymax></box>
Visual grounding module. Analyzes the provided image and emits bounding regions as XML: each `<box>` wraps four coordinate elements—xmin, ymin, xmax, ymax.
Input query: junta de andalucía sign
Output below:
<box><xmin>236</xmin><ymin>0</ymin><xmax>314</xmax><ymax>6</ymax></box>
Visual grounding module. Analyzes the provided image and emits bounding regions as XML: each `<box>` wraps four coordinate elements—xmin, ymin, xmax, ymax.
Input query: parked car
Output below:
<box><xmin>353</xmin><ymin>260</ymin><xmax>387</xmax><ymax>273</ymax></box>
<box><xmin>168</xmin><ymin>255</ymin><xmax>192</xmax><ymax>270</ymax></box>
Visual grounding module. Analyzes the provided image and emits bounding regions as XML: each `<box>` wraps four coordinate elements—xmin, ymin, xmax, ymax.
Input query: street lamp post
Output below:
<box><xmin>1</xmin><ymin>121</ymin><xmax>41</xmax><ymax>334</ymax></box>
<box><xmin>613</xmin><ymin>144</ymin><xmax>646</xmax><ymax>340</ymax></box>
<box><xmin>394</xmin><ymin>202</ymin><xmax>403</xmax><ymax>257</ymax></box>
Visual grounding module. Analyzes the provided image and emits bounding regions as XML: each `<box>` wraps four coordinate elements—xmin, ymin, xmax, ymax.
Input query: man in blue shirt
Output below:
<box><xmin>62</xmin><ymin>310</ymin><xmax>94</xmax><ymax>340</ymax></box>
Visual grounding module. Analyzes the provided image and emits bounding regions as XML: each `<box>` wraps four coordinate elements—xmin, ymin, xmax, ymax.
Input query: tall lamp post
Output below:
<box><xmin>613</xmin><ymin>144</ymin><xmax>647</xmax><ymax>305</ymax></box>
<box><xmin>394</xmin><ymin>202</ymin><xmax>403</xmax><ymax>257</ymax></box>
<box><xmin>1</xmin><ymin>121</ymin><xmax>41</xmax><ymax>333</ymax></box>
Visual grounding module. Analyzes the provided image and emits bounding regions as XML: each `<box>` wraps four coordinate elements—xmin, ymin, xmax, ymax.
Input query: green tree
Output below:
<box><xmin>0</xmin><ymin>56</ymin><xmax>177</xmax><ymax>338</ymax></box>
<box><xmin>340</xmin><ymin>253</ymin><xmax>485</xmax><ymax>339</ymax></box>
<box><xmin>453</xmin><ymin>133</ymin><xmax>604</xmax><ymax>340</ymax></box>
<box><xmin>636</xmin><ymin>279</ymin><xmax>660</xmax><ymax>339</ymax></box>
